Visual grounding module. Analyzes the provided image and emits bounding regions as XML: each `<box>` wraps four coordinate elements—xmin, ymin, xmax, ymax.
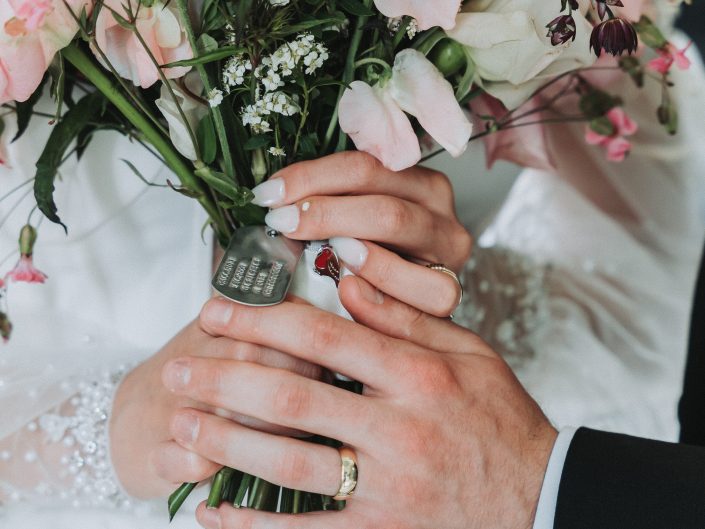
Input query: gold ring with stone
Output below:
<box><xmin>333</xmin><ymin>446</ymin><xmax>358</xmax><ymax>501</ymax></box>
<box><xmin>426</xmin><ymin>263</ymin><xmax>464</xmax><ymax>309</ymax></box>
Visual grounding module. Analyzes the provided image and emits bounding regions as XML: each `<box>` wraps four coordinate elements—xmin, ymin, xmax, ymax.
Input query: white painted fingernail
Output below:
<box><xmin>252</xmin><ymin>179</ymin><xmax>285</xmax><ymax>207</ymax></box>
<box><xmin>330</xmin><ymin>237</ymin><xmax>368</xmax><ymax>272</ymax></box>
<box><xmin>265</xmin><ymin>205</ymin><xmax>299</xmax><ymax>233</ymax></box>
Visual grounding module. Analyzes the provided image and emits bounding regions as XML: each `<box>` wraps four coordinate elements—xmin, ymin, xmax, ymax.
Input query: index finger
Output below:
<box><xmin>251</xmin><ymin>151</ymin><xmax>455</xmax><ymax>215</ymax></box>
<box><xmin>198</xmin><ymin>297</ymin><xmax>417</xmax><ymax>391</ymax></box>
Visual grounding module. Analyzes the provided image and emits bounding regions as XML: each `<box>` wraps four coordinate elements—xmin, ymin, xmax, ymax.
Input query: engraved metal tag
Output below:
<box><xmin>212</xmin><ymin>226</ymin><xmax>305</xmax><ymax>306</ymax></box>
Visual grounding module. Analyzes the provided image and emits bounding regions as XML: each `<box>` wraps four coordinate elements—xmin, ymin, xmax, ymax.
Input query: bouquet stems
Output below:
<box><xmin>61</xmin><ymin>44</ymin><xmax>229</xmax><ymax>237</ymax></box>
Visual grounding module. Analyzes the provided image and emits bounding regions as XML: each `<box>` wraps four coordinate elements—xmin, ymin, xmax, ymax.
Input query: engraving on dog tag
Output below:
<box><xmin>212</xmin><ymin>226</ymin><xmax>304</xmax><ymax>306</ymax></box>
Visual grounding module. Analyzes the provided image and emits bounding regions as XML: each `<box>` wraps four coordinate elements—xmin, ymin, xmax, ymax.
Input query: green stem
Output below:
<box><xmin>353</xmin><ymin>57</ymin><xmax>392</xmax><ymax>74</ymax></box>
<box><xmin>62</xmin><ymin>44</ymin><xmax>228</xmax><ymax>237</ymax></box>
<box><xmin>322</xmin><ymin>0</ymin><xmax>371</xmax><ymax>154</ymax></box>
<box><xmin>174</xmin><ymin>0</ymin><xmax>237</xmax><ymax>181</ymax></box>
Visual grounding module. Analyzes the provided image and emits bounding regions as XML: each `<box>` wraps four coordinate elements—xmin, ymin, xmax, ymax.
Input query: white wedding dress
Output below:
<box><xmin>2</xmin><ymin>2</ymin><xmax>705</xmax><ymax>527</ymax></box>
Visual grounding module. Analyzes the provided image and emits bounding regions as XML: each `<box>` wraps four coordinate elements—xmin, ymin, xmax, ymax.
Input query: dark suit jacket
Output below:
<box><xmin>553</xmin><ymin>250</ymin><xmax>705</xmax><ymax>528</ymax></box>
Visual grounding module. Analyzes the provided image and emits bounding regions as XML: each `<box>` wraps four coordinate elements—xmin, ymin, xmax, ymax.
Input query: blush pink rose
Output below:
<box><xmin>94</xmin><ymin>0</ymin><xmax>192</xmax><ymax>89</ymax></box>
<box><xmin>374</xmin><ymin>0</ymin><xmax>461</xmax><ymax>30</ymax></box>
<box><xmin>0</xmin><ymin>0</ymin><xmax>91</xmax><ymax>105</ymax></box>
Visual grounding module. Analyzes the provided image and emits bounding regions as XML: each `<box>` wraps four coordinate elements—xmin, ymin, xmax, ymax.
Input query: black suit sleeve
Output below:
<box><xmin>553</xmin><ymin>428</ymin><xmax>705</xmax><ymax>529</ymax></box>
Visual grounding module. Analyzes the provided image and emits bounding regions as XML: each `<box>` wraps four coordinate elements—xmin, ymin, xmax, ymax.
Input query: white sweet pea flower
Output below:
<box><xmin>447</xmin><ymin>0</ymin><xmax>596</xmax><ymax>109</ymax></box>
<box><xmin>156</xmin><ymin>72</ymin><xmax>208</xmax><ymax>161</ymax></box>
<box><xmin>339</xmin><ymin>49</ymin><xmax>472</xmax><ymax>171</ymax></box>
<box><xmin>374</xmin><ymin>0</ymin><xmax>462</xmax><ymax>30</ymax></box>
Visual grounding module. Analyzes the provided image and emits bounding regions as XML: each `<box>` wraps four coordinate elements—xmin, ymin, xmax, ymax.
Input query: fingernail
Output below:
<box><xmin>251</xmin><ymin>178</ymin><xmax>285</xmax><ymax>207</ymax></box>
<box><xmin>330</xmin><ymin>237</ymin><xmax>368</xmax><ymax>272</ymax></box>
<box><xmin>202</xmin><ymin>298</ymin><xmax>233</xmax><ymax>328</ymax></box>
<box><xmin>198</xmin><ymin>507</ymin><xmax>221</xmax><ymax>529</ymax></box>
<box><xmin>354</xmin><ymin>277</ymin><xmax>384</xmax><ymax>305</ymax></box>
<box><xmin>265</xmin><ymin>205</ymin><xmax>299</xmax><ymax>234</ymax></box>
<box><xmin>172</xmin><ymin>413</ymin><xmax>199</xmax><ymax>445</ymax></box>
<box><xmin>163</xmin><ymin>360</ymin><xmax>191</xmax><ymax>391</ymax></box>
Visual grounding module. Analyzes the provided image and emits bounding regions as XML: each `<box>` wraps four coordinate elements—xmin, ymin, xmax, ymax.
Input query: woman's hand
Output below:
<box><xmin>251</xmin><ymin>152</ymin><xmax>473</xmax><ymax>317</ymax></box>
<box><xmin>162</xmin><ymin>280</ymin><xmax>556</xmax><ymax>529</ymax></box>
<box><xmin>109</xmin><ymin>319</ymin><xmax>322</xmax><ymax>499</ymax></box>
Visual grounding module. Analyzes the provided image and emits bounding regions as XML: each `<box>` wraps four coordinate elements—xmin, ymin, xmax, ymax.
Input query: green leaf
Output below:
<box><xmin>633</xmin><ymin>16</ymin><xmax>667</xmax><ymax>50</ymax></box>
<box><xmin>589</xmin><ymin>116</ymin><xmax>615</xmax><ymax>136</ymax></box>
<box><xmin>33</xmin><ymin>92</ymin><xmax>105</xmax><ymax>232</ymax></box>
<box><xmin>337</xmin><ymin>0</ymin><xmax>375</xmax><ymax>16</ymax></box>
<box><xmin>243</xmin><ymin>135</ymin><xmax>271</xmax><ymax>151</ymax></box>
<box><xmin>13</xmin><ymin>76</ymin><xmax>48</xmax><ymax>142</ymax></box>
<box><xmin>161</xmin><ymin>46</ymin><xmax>246</xmax><ymax>68</ymax></box>
<box><xmin>196</xmin><ymin>113</ymin><xmax>217</xmax><ymax>164</ymax></box>
<box><xmin>579</xmin><ymin>90</ymin><xmax>619</xmax><ymax>119</ymax></box>
<box><xmin>168</xmin><ymin>483</ymin><xmax>197</xmax><ymax>521</ymax></box>
<box><xmin>195</xmin><ymin>166</ymin><xmax>254</xmax><ymax>206</ymax></box>
<box><xmin>49</xmin><ymin>54</ymin><xmax>66</xmax><ymax>123</ymax></box>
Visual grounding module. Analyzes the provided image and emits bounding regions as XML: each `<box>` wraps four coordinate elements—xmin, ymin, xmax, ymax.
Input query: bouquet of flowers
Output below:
<box><xmin>0</xmin><ymin>0</ymin><xmax>692</xmax><ymax>517</ymax></box>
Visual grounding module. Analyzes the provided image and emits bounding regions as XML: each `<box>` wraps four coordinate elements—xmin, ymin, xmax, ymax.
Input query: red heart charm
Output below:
<box><xmin>314</xmin><ymin>245</ymin><xmax>341</xmax><ymax>287</ymax></box>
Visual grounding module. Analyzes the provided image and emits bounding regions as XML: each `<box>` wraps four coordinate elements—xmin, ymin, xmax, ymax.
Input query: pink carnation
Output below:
<box><xmin>647</xmin><ymin>42</ymin><xmax>692</xmax><ymax>75</ymax></box>
<box><xmin>94</xmin><ymin>0</ymin><xmax>192</xmax><ymax>89</ymax></box>
<box><xmin>5</xmin><ymin>254</ymin><xmax>47</xmax><ymax>284</ymax></box>
<box><xmin>0</xmin><ymin>0</ymin><xmax>91</xmax><ymax>105</ymax></box>
<box><xmin>585</xmin><ymin>107</ymin><xmax>638</xmax><ymax>162</ymax></box>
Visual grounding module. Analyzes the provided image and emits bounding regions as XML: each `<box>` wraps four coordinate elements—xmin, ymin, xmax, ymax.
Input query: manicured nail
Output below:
<box><xmin>198</xmin><ymin>506</ymin><xmax>221</xmax><ymax>529</ymax></box>
<box><xmin>163</xmin><ymin>360</ymin><xmax>191</xmax><ymax>391</ymax></box>
<box><xmin>172</xmin><ymin>413</ymin><xmax>199</xmax><ymax>445</ymax></box>
<box><xmin>330</xmin><ymin>237</ymin><xmax>368</xmax><ymax>272</ymax></box>
<box><xmin>202</xmin><ymin>298</ymin><xmax>233</xmax><ymax>328</ymax></box>
<box><xmin>354</xmin><ymin>277</ymin><xmax>384</xmax><ymax>305</ymax></box>
<box><xmin>265</xmin><ymin>205</ymin><xmax>299</xmax><ymax>233</ymax></box>
<box><xmin>251</xmin><ymin>178</ymin><xmax>285</xmax><ymax>207</ymax></box>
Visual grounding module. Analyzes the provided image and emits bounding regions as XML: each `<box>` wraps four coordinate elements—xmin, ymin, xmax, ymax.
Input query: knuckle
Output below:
<box><xmin>306</xmin><ymin>315</ymin><xmax>341</xmax><ymax>354</ymax></box>
<box><xmin>429</xmin><ymin>170</ymin><xmax>454</xmax><ymax>199</ymax></box>
<box><xmin>274</xmin><ymin>450</ymin><xmax>314</xmax><ymax>488</ymax></box>
<box><xmin>409</xmin><ymin>356</ymin><xmax>458</xmax><ymax>396</ymax></box>
<box><xmin>380</xmin><ymin>199</ymin><xmax>412</xmax><ymax>236</ymax></box>
<box><xmin>231</xmin><ymin>342</ymin><xmax>263</xmax><ymax>364</ymax></box>
<box><xmin>455</xmin><ymin>227</ymin><xmax>473</xmax><ymax>264</ymax></box>
<box><xmin>349</xmin><ymin>151</ymin><xmax>382</xmax><ymax>186</ymax></box>
<box><xmin>271</xmin><ymin>381</ymin><xmax>313</xmax><ymax>421</ymax></box>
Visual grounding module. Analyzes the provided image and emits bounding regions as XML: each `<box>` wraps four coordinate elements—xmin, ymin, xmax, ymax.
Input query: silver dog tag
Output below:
<box><xmin>212</xmin><ymin>226</ymin><xmax>305</xmax><ymax>306</ymax></box>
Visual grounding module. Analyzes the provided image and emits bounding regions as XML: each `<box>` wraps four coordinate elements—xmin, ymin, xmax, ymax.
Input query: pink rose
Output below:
<box><xmin>0</xmin><ymin>0</ymin><xmax>91</xmax><ymax>104</ymax></box>
<box><xmin>94</xmin><ymin>0</ymin><xmax>192</xmax><ymax>89</ymax></box>
<box><xmin>374</xmin><ymin>0</ymin><xmax>461</xmax><ymax>30</ymax></box>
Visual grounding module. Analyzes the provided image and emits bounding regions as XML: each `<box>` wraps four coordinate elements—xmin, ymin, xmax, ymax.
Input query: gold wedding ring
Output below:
<box><xmin>426</xmin><ymin>263</ymin><xmax>464</xmax><ymax>308</ymax></box>
<box><xmin>333</xmin><ymin>446</ymin><xmax>358</xmax><ymax>501</ymax></box>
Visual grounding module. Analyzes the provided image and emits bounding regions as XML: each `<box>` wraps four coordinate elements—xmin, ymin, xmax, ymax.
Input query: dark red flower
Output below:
<box><xmin>590</xmin><ymin>18</ymin><xmax>638</xmax><ymax>57</ymax></box>
<box><xmin>547</xmin><ymin>14</ymin><xmax>577</xmax><ymax>45</ymax></box>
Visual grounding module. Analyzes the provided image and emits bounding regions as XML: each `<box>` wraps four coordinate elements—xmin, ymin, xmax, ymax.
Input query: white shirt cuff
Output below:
<box><xmin>532</xmin><ymin>427</ymin><xmax>579</xmax><ymax>529</ymax></box>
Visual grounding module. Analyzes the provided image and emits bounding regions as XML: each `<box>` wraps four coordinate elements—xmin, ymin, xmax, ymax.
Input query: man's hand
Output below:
<box><xmin>162</xmin><ymin>277</ymin><xmax>557</xmax><ymax>528</ymax></box>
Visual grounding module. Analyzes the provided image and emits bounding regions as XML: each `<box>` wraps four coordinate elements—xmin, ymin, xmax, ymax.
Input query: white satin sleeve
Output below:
<box><xmin>0</xmin><ymin>101</ymin><xmax>212</xmax><ymax>512</ymax></box>
<box><xmin>456</xmin><ymin>33</ymin><xmax>705</xmax><ymax>441</ymax></box>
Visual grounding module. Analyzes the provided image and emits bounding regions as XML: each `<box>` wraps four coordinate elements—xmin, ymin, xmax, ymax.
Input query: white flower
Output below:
<box><xmin>223</xmin><ymin>55</ymin><xmax>253</xmax><ymax>91</ymax></box>
<box><xmin>446</xmin><ymin>0</ymin><xmax>596</xmax><ymax>109</ymax></box>
<box><xmin>269</xmin><ymin>0</ymin><xmax>290</xmax><ymax>5</ymax></box>
<box><xmin>207</xmin><ymin>88</ymin><xmax>224</xmax><ymax>108</ymax></box>
<box><xmin>156</xmin><ymin>72</ymin><xmax>208</xmax><ymax>160</ymax></box>
<box><xmin>268</xmin><ymin>147</ymin><xmax>286</xmax><ymax>157</ymax></box>
<box><xmin>241</xmin><ymin>91</ymin><xmax>300</xmax><ymax>134</ymax></box>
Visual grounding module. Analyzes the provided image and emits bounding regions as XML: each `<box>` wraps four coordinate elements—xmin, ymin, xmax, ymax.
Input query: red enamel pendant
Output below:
<box><xmin>314</xmin><ymin>245</ymin><xmax>341</xmax><ymax>287</ymax></box>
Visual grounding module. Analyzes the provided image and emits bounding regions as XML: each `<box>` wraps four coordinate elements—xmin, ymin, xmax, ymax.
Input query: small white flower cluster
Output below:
<box><xmin>387</xmin><ymin>17</ymin><xmax>419</xmax><ymax>39</ymax></box>
<box><xmin>207</xmin><ymin>88</ymin><xmax>224</xmax><ymax>108</ymax></box>
<box><xmin>269</xmin><ymin>0</ymin><xmax>290</xmax><ymax>5</ymax></box>
<box><xmin>234</xmin><ymin>33</ymin><xmax>328</xmax><ymax>136</ymax></box>
<box><xmin>242</xmin><ymin>91</ymin><xmax>300</xmax><ymax>134</ymax></box>
<box><xmin>223</xmin><ymin>55</ymin><xmax>253</xmax><ymax>92</ymax></box>
<box><xmin>256</xmin><ymin>33</ymin><xmax>330</xmax><ymax>90</ymax></box>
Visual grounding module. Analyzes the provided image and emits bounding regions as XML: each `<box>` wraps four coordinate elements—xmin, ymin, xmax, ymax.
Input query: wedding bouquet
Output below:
<box><xmin>0</xmin><ymin>0</ymin><xmax>692</xmax><ymax>517</ymax></box>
